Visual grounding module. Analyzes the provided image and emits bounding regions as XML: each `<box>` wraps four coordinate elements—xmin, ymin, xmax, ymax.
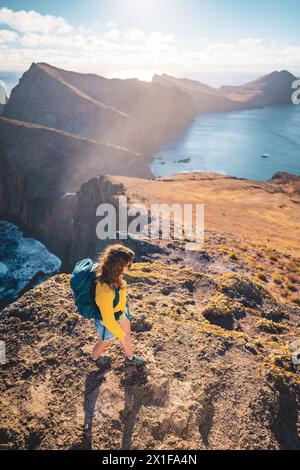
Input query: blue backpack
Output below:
<box><xmin>70</xmin><ymin>258</ymin><xmax>121</xmax><ymax>321</ymax></box>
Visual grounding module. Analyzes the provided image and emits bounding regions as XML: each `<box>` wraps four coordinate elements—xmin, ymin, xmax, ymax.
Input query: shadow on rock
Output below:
<box><xmin>120</xmin><ymin>364</ymin><xmax>169</xmax><ymax>450</ymax></box>
<box><xmin>74</xmin><ymin>368</ymin><xmax>109</xmax><ymax>450</ymax></box>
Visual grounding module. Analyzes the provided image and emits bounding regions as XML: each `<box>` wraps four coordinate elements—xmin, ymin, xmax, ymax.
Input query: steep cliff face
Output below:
<box><xmin>0</xmin><ymin>168</ymin><xmax>124</xmax><ymax>271</ymax></box>
<box><xmin>3</xmin><ymin>64</ymin><xmax>144</xmax><ymax>152</ymax></box>
<box><xmin>0</xmin><ymin>258</ymin><xmax>299</xmax><ymax>450</ymax></box>
<box><xmin>0</xmin><ymin>116</ymin><xmax>150</xmax><ymax>195</ymax></box>
<box><xmin>40</xmin><ymin>63</ymin><xmax>198</xmax><ymax>150</ymax></box>
<box><xmin>3</xmin><ymin>63</ymin><xmax>197</xmax><ymax>156</ymax></box>
<box><xmin>0</xmin><ymin>116</ymin><xmax>150</xmax><ymax>269</ymax></box>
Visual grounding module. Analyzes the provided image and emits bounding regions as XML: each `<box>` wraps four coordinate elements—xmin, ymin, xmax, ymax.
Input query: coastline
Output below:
<box><xmin>149</xmin><ymin>104</ymin><xmax>300</xmax><ymax>181</ymax></box>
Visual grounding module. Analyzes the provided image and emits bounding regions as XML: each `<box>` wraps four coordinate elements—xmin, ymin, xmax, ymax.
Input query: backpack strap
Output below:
<box><xmin>112</xmin><ymin>287</ymin><xmax>122</xmax><ymax>320</ymax></box>
<box><xmin>92</xmin><ymin>283</ymin><xmax>121</xmax><ymax>321</ymax></box>
<box><xmin>113</xmin><ymin>287</ymin><xmax>120</xmax><ymax>308</ymax></box>
<box><xmin>90</xmin><ymin>281</ymin><xmax>101</xmax><ymax>319</ymax></box>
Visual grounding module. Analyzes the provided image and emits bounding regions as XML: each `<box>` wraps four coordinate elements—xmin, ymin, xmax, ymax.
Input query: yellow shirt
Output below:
<box><xmin>95</xmin><ymin>280</ymin><xmax>127</xmax><ymax>340</ymax></box>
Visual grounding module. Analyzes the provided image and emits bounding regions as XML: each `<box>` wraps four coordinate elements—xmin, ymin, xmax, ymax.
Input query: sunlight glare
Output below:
<box><xmin>106</xmin><ymin>69</ymin><xmax>163</xmax><ymax>82</ymax></box>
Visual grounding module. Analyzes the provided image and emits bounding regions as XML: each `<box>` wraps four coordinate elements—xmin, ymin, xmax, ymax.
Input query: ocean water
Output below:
<box><xmin>0</xmin><ymin>220</ymin><xmax>61</xmax><ymax>309</ymax></box>
<box><xmin>151</xmin><ymin>104</ymin><xmax>300</xmax><ymax>181</ymax></box>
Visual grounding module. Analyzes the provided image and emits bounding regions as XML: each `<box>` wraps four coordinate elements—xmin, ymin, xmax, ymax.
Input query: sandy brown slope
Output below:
<box><xmin>110</xmin><ymin>172</ymin><xmax>300</xmax><ymax>257</ymax></box>
<box><xmin>108</xmin><ymin>172</ymin><xmax>300</xmax><ymax>307</ymax></box>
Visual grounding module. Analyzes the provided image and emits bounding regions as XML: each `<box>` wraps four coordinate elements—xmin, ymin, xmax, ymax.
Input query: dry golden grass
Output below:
<box><xmin>110</xmin><ymin>172</ymin><xmax>300</xmax><ymax>257</ymax></box>
<box><xmin>109</xmin><ymin>173</ymin><xmax>300</xmax><ymax>307</ymax></box>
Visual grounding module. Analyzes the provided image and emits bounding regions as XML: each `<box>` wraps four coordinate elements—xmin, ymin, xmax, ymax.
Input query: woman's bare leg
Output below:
<box><xmin>92</xmin><ymin>339</ymin><xmax>108</xmax><ymax>360</ymax></box>
<box><xmin>119</xmin><ymin>318</ymin><xmax>133</xmax><ymax>359</ymax></box>
<box><xmin>121</xmin><ymin>318</ymin><xmax>132</xmax><ymax>338</ymax></box>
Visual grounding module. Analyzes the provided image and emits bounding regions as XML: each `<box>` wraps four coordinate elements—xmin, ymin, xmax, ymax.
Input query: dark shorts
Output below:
<box><xmin>94</xmin><ymin>306</ymin><xmax>132</xmax><ymax>341</ymax></box>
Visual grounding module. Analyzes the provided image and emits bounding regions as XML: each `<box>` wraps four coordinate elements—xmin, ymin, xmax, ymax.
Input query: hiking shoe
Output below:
<box><xmin>125</xmin><ymin>355</ymin><xmax>146</xmax><ymax>367</ymax></box>
<box><xmin>92</xmin><ymin>355</ymin><xmax>112</xmax><ymax>372</ymax></box>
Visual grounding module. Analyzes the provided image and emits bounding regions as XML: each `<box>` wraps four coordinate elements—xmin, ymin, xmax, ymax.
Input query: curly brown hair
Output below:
<box><xmin>95</xmin><ymin>244</ymin><xmax>135</xmax><ymax>289</ymax></box>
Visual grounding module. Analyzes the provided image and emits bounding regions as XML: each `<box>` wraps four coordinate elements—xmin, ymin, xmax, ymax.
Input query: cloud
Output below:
<box><xmin>0</xmin><ymin>29</ymin><xmax>19</xmax><ymax>43</ymax></box>
<box><xmin>0</xmin><ymin>7</ymin><xmax>72</xmax><ymax>34</ymax></box>
<box><xmin>200</xmin><ymin>39</ymin><xmax>297</xmax><ymax>68</ymax></box>
<box><xmin>237</xmin><ymin>38</ymin><xmax>263</xmax><ymax>47</ymax></box>
<box><xmin>103</xmin><ymin>28</ymin><xmax>120</xmax><ymax>41</ymax></box>
<box><xmin>125</xmin><ymin>29</ymin><xmax>145</xmax><ymax>41</ymax></box>
<box><xmin>105</xmin><ymin>20</ymin><xmax>118</xmax><ymax>29</ymax></box>
<box><xmin>0</xmin><ymin>7</ymin><xmax>299</xmax><ymax>77</ymax></box>
<box><xmin>146</xmin><ymin>31</ymin><xmax>174</xmax><ymax>44</ymax></box>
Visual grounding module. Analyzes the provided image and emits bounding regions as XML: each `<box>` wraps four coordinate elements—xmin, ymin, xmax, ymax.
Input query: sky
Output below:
<box><xmin>0</xmin><ymin>0</ymin><xmax>300</xmax><ymax>87</ymax></box>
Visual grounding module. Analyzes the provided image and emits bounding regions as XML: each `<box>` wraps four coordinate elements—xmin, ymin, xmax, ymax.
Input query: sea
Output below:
<box><xmin>151</xmin><ymin>104</ymin><xmax>300</xmax><ymax>181</ymax></box>
<box><xmin>0</xmin><ymin>221</ymin><xmax>61</xmax><ymax>309</ymax></box>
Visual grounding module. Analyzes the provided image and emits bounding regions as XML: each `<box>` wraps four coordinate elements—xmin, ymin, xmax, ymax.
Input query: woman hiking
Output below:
<box><xmin>91</xmin><ymin>244</ymin><xmax>146</xmax><ymax>368</ymax></box>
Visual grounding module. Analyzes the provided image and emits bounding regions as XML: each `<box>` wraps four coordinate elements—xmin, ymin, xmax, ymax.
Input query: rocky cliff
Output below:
<box><xmin>0</xmin><ymin>115</ymin><xmax>150</xmax><ymax>194</ymax></box>
<box><xmin>0</xmin><ymin>169</ymin><xmax>123</xmax><ymax>272</ymax></box>
<box><xmin>0</xmin><ymin>116</ymin><xmax>154</xmax><ymax>270</ymax></box>
<box><xmin>0</xmin><ymin>252</ymin><xmax>299</xmax><ymax>450</ymax></box>
<box><xmin>0</xmin><ymin>63</ymin><xmax>200</xmax><ymax>266</ymax></box>
<box><xmin>3</xmin><ymin>63</ymin><xmax>197</xmax><ymax>157</ymax></box>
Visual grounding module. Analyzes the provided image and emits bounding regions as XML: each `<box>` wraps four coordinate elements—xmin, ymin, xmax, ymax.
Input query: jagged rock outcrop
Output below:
<box><xmin>0</xmin><ymin>169</ymin><xmax>123</xmax><ymax>271</ymax></box>
<box><xmin>269</xmin><ymin>172</ymin><xmax>300</xmax><ymax>195</ymax></box>
<box><xmin>3</xmin><ymin>63</ymin><xmax>197</xmax><ymax>157</ymax></box>
<box><xmin>0</xmin><ymin>259</ymin><xmax>299</xmax><ymax>450</ymax></box>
